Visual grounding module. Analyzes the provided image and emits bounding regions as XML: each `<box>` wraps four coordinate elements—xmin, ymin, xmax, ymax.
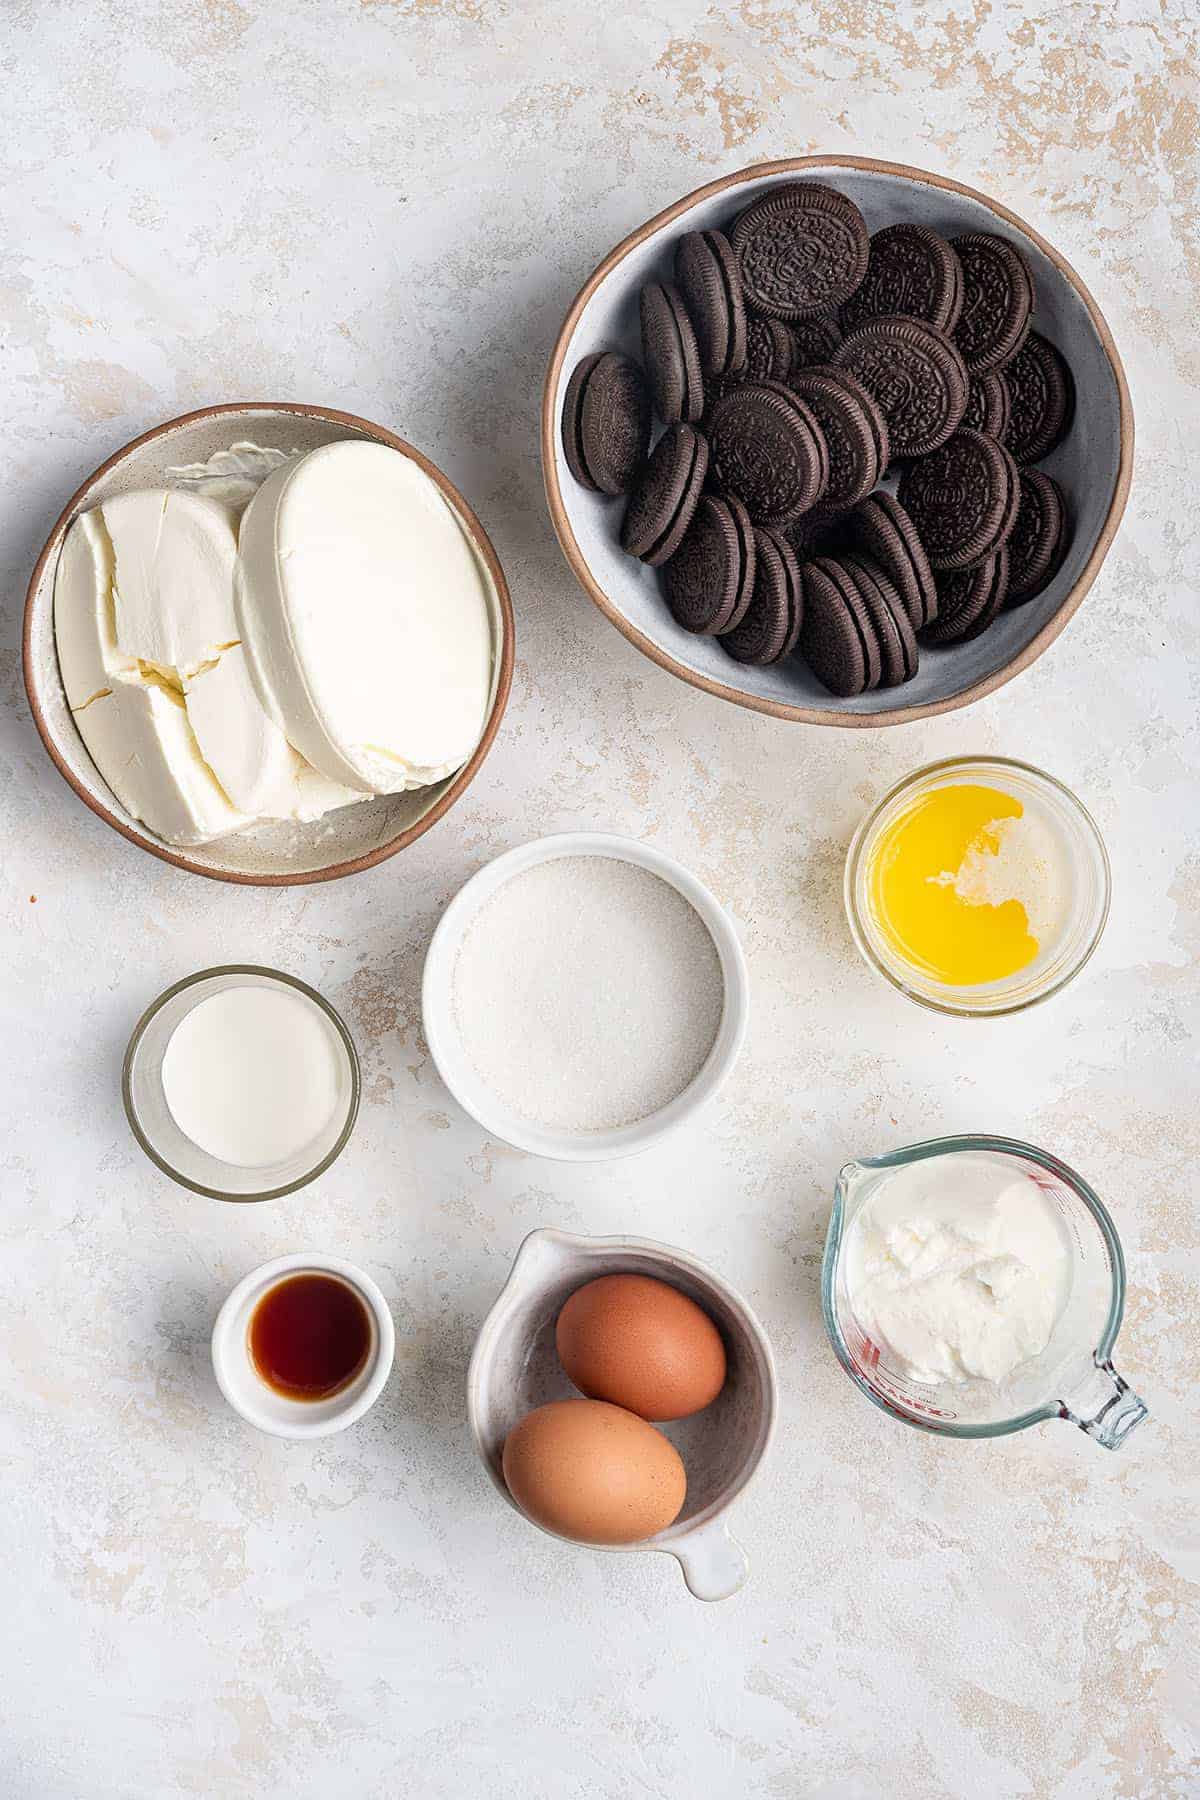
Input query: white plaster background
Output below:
<box><xmin>2</xmin><ymin>3</ymin><xmax>1197</xmax><ymax>1796</ymax></box>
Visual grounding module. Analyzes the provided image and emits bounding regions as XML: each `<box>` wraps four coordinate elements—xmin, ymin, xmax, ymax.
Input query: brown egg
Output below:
<box><xmin>555</xmin><ymin>1272</ymin><xmax>727</xmax><ymax>1420</ymax></box>
<box><xmin>501</xmin><ymin>1399</ymin><xmax>686</xmax><ymax>1545</ymax></box>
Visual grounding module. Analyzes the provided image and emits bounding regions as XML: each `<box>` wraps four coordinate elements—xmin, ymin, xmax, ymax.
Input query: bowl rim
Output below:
<box><xmin>541</xmin><ymin>153</ymin><xmax>1134</xmax><ymax>728</ymax></box>
<box><xmin>22</xmin><ymin>400</ymin><xmax>516</xmax><ymax>886</ymax></box>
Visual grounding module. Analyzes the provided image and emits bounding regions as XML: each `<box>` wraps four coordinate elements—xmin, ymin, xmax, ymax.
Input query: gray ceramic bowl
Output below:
<box><xmin>467</xmin><ymin>1228</ymin><xmax>777</xmax><ymax>1600</ymax></box>
<box><xmin>543</xmin><ymin>155</ymin><xmax>1133</xmax><ymax>727</ymax></box>
<box><xmin>23</xmin><ymin>403</ymin><xmax>514</xmax><ymax>884</ymax></box>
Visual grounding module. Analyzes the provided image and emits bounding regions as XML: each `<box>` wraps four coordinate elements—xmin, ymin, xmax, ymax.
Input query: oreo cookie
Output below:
<box><xmin>789</xmin><ymin>366</ymin><xmax>887</xmax><ymax>511</ymax></box>
<box><xmin>841</xmin><ymin>223</ymin><xmax>964</xmax><ymax>335</ymax></box>
<box><xmin>922</xmin><ymin>550</ymin><xmax>1010</xmax><ymax>644</ymax></box>
<box><xmin>660</xmin><ymin>494</ymin><xmax>756</xmax><ymax>634</ymax></box>
<box><xmin>843</xmin><ymin>552</ymin><xmax>919</xmax><ymax>686</ymax></box>
<box><xmin>721</xmin><ymin>527</ymin><xmax>796</xmax><ymax>664</ymax></box>
<box><xmin>561</xmin><ymin>351</ymin><xmax>651</xmax><ymax>496</ymax></box>
<box><xmin>620</xmin><ymin>422</ymin><xmax>709</xmax><ymax>565</ymax></box>
<box><xmin>1006</xmin><ymin>470</ymin><xmax>1069</xmax><ymax>607</ymax></box>
<box><xmin>731</xmin><ymin>183</ymin><xmax>869</xmax><ymax>320</ymax></box>
<box><xmin>640</xmin><ymin>281</ymin><xmax>704</xmax><ymax>423</ymax></box>
<box><xmin>743</xmin><ymin>314</ymin><xmax>795</xmax><ymax>383</ymax></box>
<box><xmin>962</xmin><ymin>371</ymin><xmax>1011</xmax><ymax>440</ymax></box>
<box><xmin>1004</xmin><ymin>332</ymin><xmax>1075</xmax><ymax>464</ymax></box>
<box><xmin>952</xmin><ymin>233</ymin><xmax>1035</xmax><ymax>374</ymax></box>
<box><xmin>675</xmin><ymin>229</ymin><xmax>747</xmax><ymax>377</ymax></box>
<box><xmin>797</xmin><ymin>558</ymin><xmax>876</xmax><ymax>696</ymax></box>
<box><xmin>833</xmin><ymin>314</ymin><xmax>968</xmax><ymax>459</ymax></box>
<box><xmin>898</xmin><ymin>427</ymin><xmax>1021</xmax><ymax>571</ymax></box>
<box><xmin>707</xmin><ymin>380</ymin><xmax>829</xmax><ymax>527</ymax></box>
<box><xmin>846</xmin><ymin>490</ymin><xmax>938</xmax><ymax>630</ymax></box>
<box><xmin>789</xmin><ymin>311</ymin><xmax>843</xmax><ymax>369</ymax></box>
<box><xmin>769</xmin><ymin>529</ymin><xmax>805</xmax><ymax>656</ymax></box>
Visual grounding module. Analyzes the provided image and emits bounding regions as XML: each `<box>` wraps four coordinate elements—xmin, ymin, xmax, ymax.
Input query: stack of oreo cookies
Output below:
<box><xmin>562</xmin><ymin>181</ymin><xmax>1076</xmax><ymax>698</ymax></box>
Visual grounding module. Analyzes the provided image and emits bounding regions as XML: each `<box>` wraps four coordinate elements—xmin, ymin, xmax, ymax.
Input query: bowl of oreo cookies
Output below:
<box><xmin>543</xmin><ymin>156</ymin><xmax>1132</xmax><ymax>725</ymax></box>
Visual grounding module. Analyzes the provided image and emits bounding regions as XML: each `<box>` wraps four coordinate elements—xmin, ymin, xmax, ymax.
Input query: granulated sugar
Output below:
<box><xmin>451</xmin><ymin>855</ymin><xmax>725</xmax><ymax>1132</ymax></box>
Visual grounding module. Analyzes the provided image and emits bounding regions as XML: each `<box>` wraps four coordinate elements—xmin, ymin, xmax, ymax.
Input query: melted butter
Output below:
<box><xmin>868</xmin><ymin>783</ymin><xmax>1042</xmax><ymax>985</ymax></box>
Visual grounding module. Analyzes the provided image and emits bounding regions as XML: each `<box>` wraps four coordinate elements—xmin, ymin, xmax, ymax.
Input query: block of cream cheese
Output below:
<box><xmin>54</xmin><ymin>489</ymin><xmax>364</xmax><ymax>842</ymax></box>
<box><xmin>54</xmin><ymin>509</ymin><xmax>250</xmax><ymax>845</ymax></box>
<box><xmin>236</xmin><ymin>442</ymin><xmax>493</xmax><ymax>794</ymax></box>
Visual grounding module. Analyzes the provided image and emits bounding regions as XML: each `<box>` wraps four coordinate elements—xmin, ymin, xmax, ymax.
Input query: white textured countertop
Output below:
<box><xmin>2</xmin><ymin>4</ymin><xmax>1197</xmax><ymax>1796</ymax></box>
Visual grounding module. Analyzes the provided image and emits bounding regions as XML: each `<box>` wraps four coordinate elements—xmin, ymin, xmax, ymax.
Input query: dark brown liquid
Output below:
<box><xmin>249</xmin><ymin>1273</ymin><xmax>371</xmax><ymax>1401</ymax></box>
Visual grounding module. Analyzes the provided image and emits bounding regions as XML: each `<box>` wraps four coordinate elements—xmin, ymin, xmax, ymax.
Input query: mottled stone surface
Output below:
<box><xmin>2</xmin><ymin>3</ymin><xmax>1198</xmax><ymax>1797</ymax></box>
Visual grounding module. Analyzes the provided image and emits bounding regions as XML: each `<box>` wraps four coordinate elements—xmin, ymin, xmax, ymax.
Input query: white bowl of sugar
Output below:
<box><xmin>422</xmin><ymin>833</ymin><xmax>749</xmax><ymax>1161</ymax></box>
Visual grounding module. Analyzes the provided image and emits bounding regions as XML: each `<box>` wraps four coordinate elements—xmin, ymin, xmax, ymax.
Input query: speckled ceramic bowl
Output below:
<box><xmin>23</xmin><ymin>402</ymin><xmax>514</xmax><ymax>885</ymax></box>
<box><xmin>543</xmin><ymin>154</ymin><xmax>1133</xmax><ymax>727</ymax></box>
<box><xmin>467</xmin><ymin>1228</ymin><xmax>777</xmax><ymax>1601</ymax></box>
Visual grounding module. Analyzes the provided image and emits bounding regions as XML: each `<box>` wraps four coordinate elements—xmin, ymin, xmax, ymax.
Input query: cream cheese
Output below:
<box><xmin>236</xmin><ymin>441</ymin><xmax>493</xmax><ymax>795</ymax></box>
<box><xmin>54</xmin><ymin>487</ymin><xmax>364</xmax><ymax>841</ymax></box>
<box><xmin>164</xmin><ymin>441</ymin><xmax>299</xmax><ymax>510</ymax></box>
<box><xmin>53</xmin><ymin>509</ymin><xmax>250</xmax><ymax>845</ymax></box>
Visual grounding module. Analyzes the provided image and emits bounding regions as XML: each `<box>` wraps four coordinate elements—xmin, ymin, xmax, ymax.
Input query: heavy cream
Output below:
<box><xmin>161</xmin><ymin>984</ymin><xmax>346</xmax><ymax>1168</ymax></box>
<box><xmin>843</xmin><ymin>1151</ymin><xmax>1071</xmax><ymax>1386</ymax></box>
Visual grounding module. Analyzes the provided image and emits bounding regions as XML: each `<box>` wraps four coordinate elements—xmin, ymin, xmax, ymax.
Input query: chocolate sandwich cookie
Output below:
<box><xmin>813</xmin><ymin>557</ymin><xmax>882</xmax><ymax>688</ymax></box>
<box><xmin>1004</xmin><ymin>332</ymin><xmax>1075</xmax><ymax>464</ymax></box>
<box><xmin>640</xmin><ymin>281</ymin><xmax>704</xmax><ymax>424</ymax></box>
<box><xmin>561</xmin><ymin>351</ymin><xmax>652</xmax><ymax>496</ymax></box>
<box><xmin>843</xmin><ymin>553</ymin><xmax>919</xmax><ymax>685</ymax></box>
<box><xmin>788</xmin><ymin>311</ymin><xmax>843</xmax><ymax>369</ymax></box>
<box><xmin>760</xmin><ymin>528</ymin><xmax>805</xmax><ymax>655</ymax></box>
<box><xmin>898</xmin><ymin>427</ymin><xmax>1021</xmax><ymax>571</ymax></box>
<box><xmin>833</xmin><ymin>315</ymin><xmax>968</xmax><ymax>460</ymax></box>
<box><xmin>730</xmin><ymin>183</ymin><xmax>870</xmax><ymax>320</ymax></box>
<box><xmin>661</xmin><ymin>493</ymin><xmax>756</xmax><ymax>634</ymax></box>
<box><xmin>813</xmin><ymin>364</ymin><xmax>889</xmax><ymax>483</ymax></box>
<box><xmin>1005</xmin><ymin>470</ymin><xmax>1069</xmax><ymax>607</ymax></box>
<box><xmin>840</xmin><ymin>223</ymin><xmax>964</xmax><ymax>335</ymax></box>
<box><xmin>788</xmin><ymin>367</ymin><xmax>886</xmax><ymax>512</ymax></box>
<box><xmin>675</xmin><ymin>229</ymin><xmax>747</xmax><ymax>377</ymax></box>
<box><xmin>846</xmin><ymin>490</ymin><xmax>938</xmax><ymax>630</ymax></box>
<box><xmin>922</xmin><ymin>549</ymin><xmax>1010</xmax><ymax>644</ymax></box>
<box><xmin>962</xmin><ymin>371</ymin><xmax>1011</xmax><ymax>440</ymax></box>
<box><xmin>797</xmin><ymin>557</ymin><xmax>879</xmax><ymax>697</ymax></box>
<box><xmin>743</xmin><ymin>314</ymin><xmax>795</xmax><ymax>383</ymax></box>
<box><xmin>951</xmin><ymin>233</ymin><xmax>1035</xmax><ymax>374</ymax></box>
<box><xmin>706</xmin><ymin>380</ymin><xmax>829</xmax><ymax>527</ymax></box>
<box><xmin>620</xmin><ymin>422</ymin><xmax>709</xmax><ymax>565</ymax></box>
<box><xmin>720</xmin><ymin>527</ymin><xmax>795</xmax><ymax>664</ymax></box>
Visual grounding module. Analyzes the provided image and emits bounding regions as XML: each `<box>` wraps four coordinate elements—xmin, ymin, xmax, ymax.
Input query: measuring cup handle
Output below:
<box><xmin>1062</xmin><ymin>1360</ymin><xmax>1149</xmax><ymax>1450</ymax></box>
<box><xmin>668</xmin><ymin>1521</ymin><xmax>749</xmax><ymax>1601</ymax></box>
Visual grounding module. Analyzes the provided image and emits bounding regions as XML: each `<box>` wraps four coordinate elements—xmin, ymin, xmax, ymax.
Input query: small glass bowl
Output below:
<box><xmin>123</xmin><ymin>966</ymin><xmax>360</xmax><ymax>1201</ymax></box>
<box><xmin>844</xmin><ymin>756</ymin><xmax>1111</xmax><ymax>1018</ymax></box>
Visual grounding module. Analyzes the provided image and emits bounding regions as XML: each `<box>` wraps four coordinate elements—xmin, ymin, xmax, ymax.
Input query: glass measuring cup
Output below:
<box><xmin>822</xmin><ymin>1135</ymin><xmax>1148</xmax><ymax>1449</ymax></box>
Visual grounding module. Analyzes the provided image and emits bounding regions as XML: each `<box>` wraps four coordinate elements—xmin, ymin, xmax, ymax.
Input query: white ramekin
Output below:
<box><xmin>211</xmin><ymin>1252</ymin><xmax>395</xmax><ymax>1439</ymax></box>
<box><xmin>421</xmin><ymin>831</ymin><xmax>749</xmax><ymax>1161</ymax></box>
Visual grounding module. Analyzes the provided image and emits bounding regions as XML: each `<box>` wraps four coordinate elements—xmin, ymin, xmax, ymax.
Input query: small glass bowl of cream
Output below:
<box><xmin>123</xmin><ymin>966</ymin><xmax>360</xmax><ymax>1200</ymax></box>
<box><xmin>844</xmin><ymin>756</ymin><xmax>1111</xmax><ymax>1017</ymax></box>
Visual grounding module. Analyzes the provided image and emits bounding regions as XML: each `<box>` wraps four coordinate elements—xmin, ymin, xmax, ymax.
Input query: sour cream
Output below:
<box><xmin>842</xmin><ymin>1151</ymin><xmax>1071</xmax><ymax>1386</ymax></box>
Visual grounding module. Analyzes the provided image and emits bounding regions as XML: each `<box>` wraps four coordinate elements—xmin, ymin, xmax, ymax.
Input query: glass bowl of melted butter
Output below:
<box><xmin>845</xmin><ymin>755</ymin><xmax>1111</xmax><ymax>1016</ymax></box>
